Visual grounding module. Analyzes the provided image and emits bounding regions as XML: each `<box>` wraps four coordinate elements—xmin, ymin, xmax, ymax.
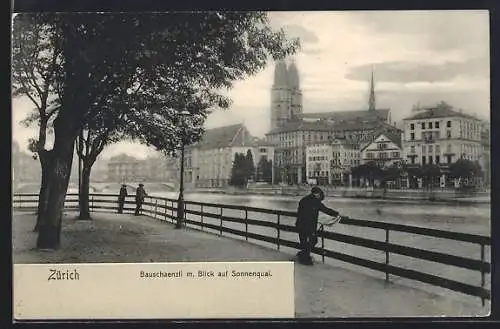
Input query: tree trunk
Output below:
<box><xmin>33</xmin><ymin>159</ymin><xmax>50</xmax><ymax>232</ymax></box>
<box><xmin>36</xmin><ymin>138</ymin><xmax>75</xmax><ymax>250</ymax></box>
<box><xmin>78</xmin><ymin>164</ymin><xmax>92</xmax><ymax>221</ymax></box>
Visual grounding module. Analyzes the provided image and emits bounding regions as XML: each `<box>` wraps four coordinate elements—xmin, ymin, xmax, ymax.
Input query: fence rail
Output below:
<box><xmin>13</xmin><ymin>193</ymin><xmax>491</xmax><ymax>305</ymax></box>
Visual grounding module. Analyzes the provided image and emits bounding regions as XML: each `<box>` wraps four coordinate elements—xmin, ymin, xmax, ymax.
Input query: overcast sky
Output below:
<box><xmin>12</xmin><ymin>10</ymin><xmax>490</xmax><ymax>159</ymax></box>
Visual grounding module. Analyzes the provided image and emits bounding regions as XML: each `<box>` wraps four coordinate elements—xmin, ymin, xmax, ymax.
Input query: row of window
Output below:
<box><xmin>308</xmin><ymin>171</ymin><xmax>330</xmax><ymax>177</ymax></box>
<box><xmin>330</xmin><ymin>159</ymin><xmax>361</xmax><ymax>166</ymax></box>
<box><xmin>308</xmin><ymin>156</ymin><xmax>327</xmax><ymax>161</ymax></box>
<box><xmin>409</xmin><ymin>130</ymin><xmax>451</xmax><ymax>140</ymax></box>
<box><xmin>273</xmin><ymin>132</ymin><xmax>331</xmax><ymax>142</ymax></box>
<box><xmin>409</xmin><ymin>143</ymin><xmax>479</xmax><ymax>155</ymax></box>
<box><xmin>366</xmin><ymin>151</ymin><xmax>400</xmax><ymax>159</ymax></box>
<box><xmin>410</xmin><ymin>121</ymin><xmax>451</xmax><ymax>130</ymax></box>
<box><xmin>377</xmin><ymin>143</ymin><xmax>388</xmax><ymax>150</ymax></box>
<box><xmin>421</xmin><ymin>155</ymin><xmax>443</xmax><ymax>165</ymax></box>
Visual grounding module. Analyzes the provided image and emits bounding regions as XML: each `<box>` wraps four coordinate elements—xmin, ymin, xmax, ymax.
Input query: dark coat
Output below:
<box><xmin>295</xmin><ymin>193</ymin><xmax>339</xmax><ymax>233</ymax></box>
<box><xmin>135</xmin><ymin>187</ymin><xmax>147</xmax><ymax>202</ymax></box>
<box><xmin>119</xmin><ymin>187</ymin><xmax>128</xmax><ymax>200</ymax></box>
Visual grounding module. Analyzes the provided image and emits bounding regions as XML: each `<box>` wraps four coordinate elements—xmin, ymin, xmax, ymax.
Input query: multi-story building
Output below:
<box><xmin>361</xmin><ymin>133</ymin><xmax>403</xmax><ymax>168</ymax></box>
<box><xmin>266</xmin><ymin>63</ymin><xmax>402</xmax><ymax>185</ymax></box>
<box><xmin>266</xmin><ymin>119</ymin><xmax>334</xmax><ymax>184</ymax></box>
<box><xmin>183</xmin><ymin>124</ymin><xmax>274</xmax><ymax>188</ymax></box>
<box><xmin>330</xmin><ymin>137</ymin><xmax>361</xmax><ymax>184</ymax></box>
<box><xmin>402</xmin><ymin>105</ymin><xmax>483</xmax><ymax>167</ymax></box>
<box><xmin>305</xmin><ymin>144</ymin><xmax>333</xmax><ymax>185</ymax></box>
<box><xmin>297</xmin><ymin>70</ymin><xmax>401</xmax><ymax>145</ymax></box>
<box><xmin>107</xmin><ymin>154</ymin><xmax>142</xmax><ymax>182</ymax></box>
<box><xmin>106</xmin><ymin>153</ymin><xmax>176</xmax><ymax>183</ymax></box>
<box><xmin>305</xmin><ymin>138</ymin><xmax>361</xmax><ymax>186</ymax></box>
<box><xmin>480</xmin><ymin>123</ymin><xmax>490</xmax><ymax>186</ymax></box>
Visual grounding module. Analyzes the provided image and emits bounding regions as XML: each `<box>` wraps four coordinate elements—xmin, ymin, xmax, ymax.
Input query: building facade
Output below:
<box><xmin>266</xmin><ymin>120</ymin><xmax>334</xmax><ymax>184</ymax></box>
<box><xmin>361</xmin><ymin>133</ymin><xmax>403</xmax><ymax>168</ymax></box>
<box><xmin>402</xmin><ymin>105</ymin><xmax>483</xmax><ymax>167</ymax></box>
<box><xmin>107</xmin><ymin>154</ymin><xmax>142</xmax><ymax>182</ymax></box>
<box><xmin>107</xmin><ymin>154</ymin><xmax>175</xmax><ymax>183</ymax></box>
<box><xmin>305</xmin><ymin>144</ymin><xmax>333</xmax><ymax>185</ymax></box>
<box><xmin>330</xmin><ymin>138</ymin><xmax>360</xmax><ymax>184</ymax></box>
<box><xmin>480</xmin><ymin>123</ymin><xmax>490</xmax><ymax>186</ymax></box>
<box><xmin>182</xmin><ymin>124</ymin><xmax>274</xmax><ymax>188</ymax></box>
<box><xmin>266</xmin><ymin>63</ymin><xmax>402</xmax><ymax>185</ymax></box>
<box><xmin>305</xmin><ymin>138</ymin><xmax>361</xmax><ymax>186</ymax></box>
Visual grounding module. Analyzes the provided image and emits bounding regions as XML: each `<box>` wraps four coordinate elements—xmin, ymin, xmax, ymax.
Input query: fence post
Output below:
<box><xmin>245</xmin><ymin>209</ymin><xmax>248</xmax><ymax>241</ymax></box>
<box><xmin>276</xmin><ymin>214</ymin><xmax>281</xmax><ymax>251</ymax></box>
<box><xmin>321</xmin><ymin>225</ymin><xmax>325</xmax><ymax>264</ymax></box>
<box><xmin>184</xmin><ymin>202</ymin><xmax>187</xmax><ymax>227</ymax></box>
<box><xmin>385</xmin><ymin>229</ymin><xmax>390</xmax><ymax>283</ymax></box>
<box><xmin>154</xmin><ymin>199</ymin><xmax>158</xmax><ymax>219</ymax></box>
<box><xmin>91</xmin><ymin>195</ymin><xmax>94</xmax><ymax>212</ymax></box>
<box><xmin>219</xmin><ymin>207</ymin><xmax>223</xmax><ymax>235</ymax></box>
<box><xmin>171</xmin><ymin>200</ymin><xmax>174</xmax><ymax>219</ymax></box>
<box><xmin>200</xmin><ymin>204</ymin><xmax>204</xmax><ymax>231</ymax></box>
<box><xmin>164</xmin><ymin>200</ymin><xmax>167</xmax><ymax>221</ymax></box>
<box><xmin>481</xmin><ymin>243</ymin><xmax>485</xmax><ymax>307</ymax></box>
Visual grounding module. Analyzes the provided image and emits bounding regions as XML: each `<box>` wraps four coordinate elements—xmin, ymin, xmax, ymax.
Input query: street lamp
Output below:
<box><xmin>175</xmin><ymin>110</ymin><xmax>191</xmax><ymax>229</ymax></box>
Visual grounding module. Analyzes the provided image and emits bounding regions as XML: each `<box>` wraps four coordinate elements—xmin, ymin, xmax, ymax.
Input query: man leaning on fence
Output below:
<box><xmin>135</xmin><ymin>183</ymin><xmax>148</xmax><ymax>216</ymax></box>
<box><xmin>118</xmin><ymin>184</ymin><xmax>128</xmax><ymax>214</ymax></box>
<box><xmin>295</xmin><ymin>186</ymin><xmax>344</xmax><ymax>265</ymax></box>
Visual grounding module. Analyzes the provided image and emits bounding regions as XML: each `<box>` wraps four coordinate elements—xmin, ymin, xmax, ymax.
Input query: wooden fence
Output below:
<box><xmin>13</xmin><ymin>192</ymin><xmax>491</xmax><ymax>305</ymax></box>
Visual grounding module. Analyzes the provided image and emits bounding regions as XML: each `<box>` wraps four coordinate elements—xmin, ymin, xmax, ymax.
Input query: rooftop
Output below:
<box><xmin>107</xmin><ymin>153</ymin><xmax>140</xmax><ymax>164</ymax></box>
<box><xmin>266</xmin><ymin>119</ymin><xmax>334</xmax><ymax>135</ymax></box>
<box><xmin>298</xmin><ymin>109</ymin><xmax>390</xmax><ymax>122</ymax></box>
<box><xmin>193</xmin><ymin>123</ymin><xmax>257</xmax><ymax>150</ymax></box>
<box><xmin>360</xmin><ymin>132</ymin><xmax>403</xmax><ymax>152</ymax></box>
<box><xmin>403</xmin><ymin>106</ymin><xmax>477</xmax><ymax>121</ymax></box>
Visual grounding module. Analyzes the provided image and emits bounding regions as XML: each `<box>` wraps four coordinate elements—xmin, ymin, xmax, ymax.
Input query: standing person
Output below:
<box><xmin>118</xmin><ymin>184</ymin><xmax>128</xmax><ymax>214</ymax></box>
<box><xmin>295</xmin><ymin>186</ymin><xmax>345</xmax><ymax>265</ymax></box>
<box><xmin>135</xmin><ymin>183</ymin><xmax>148</xmax><ymax>216</ymax></box>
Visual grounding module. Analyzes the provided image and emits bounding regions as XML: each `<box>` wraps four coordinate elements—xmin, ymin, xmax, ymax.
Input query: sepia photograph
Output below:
<box><xmin>11</xmin><ymin>10</ymin><xmax>491</xmax><ymax>319</ymax></box>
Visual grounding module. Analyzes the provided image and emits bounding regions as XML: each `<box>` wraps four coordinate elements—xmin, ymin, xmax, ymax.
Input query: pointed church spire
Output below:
<box><xmin>273</xmin><ymin>60</ymin><xmax>289</xmax><ymax>88</ymax></box>
<box><xmin>368</xmin><ymin>65</ymin><xmax>376</xmax><ymax>111</ymax></box>
<box><xmin>287</xmin><ymin>58</ymin><xmax>300</xmax><ymax>89</ymax></box>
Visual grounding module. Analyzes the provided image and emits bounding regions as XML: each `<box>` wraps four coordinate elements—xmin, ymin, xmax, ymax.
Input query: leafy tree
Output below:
<box><xmin>229</xmin><ymin>153</ymin><xmax>247</xmax><ymax>188</ymax></box>
<box><xmin>12</xmin><ymin>12</ymin><xmax>299</xmax><ymax>249</ymax></box>
<box><xmin>256</xmin><ymin>156</ymin><xmax>266</xmax><ymax>182</ymax></box>
<box><xmin>419</xmin><ymin>164</ymin><xmax>441</xmax><ymax>190</ymax></box>
<box><xmin>245</xmin><ymin>149</ymin><xmax>255</xmax><ymax>182</ymax></box>
<box><xmin>351</xmin><ymin>161</ymin><xmax>384</xmax><ymax>186</ymax></box>
<box><xmin>12</xmin><ymin>14</ymin><xmax>63</xmax><ymax>231</ymax></box>
<box><xmin>257</xmin><ymin>156</ymin><xmax>273</xmax><ymax>183</ymax></box>
<box><xmin>381</xmin><ymin>163</ymin><xmax>402</xmax><ymax>188</ymax></box>
<box><xmin>449</xmin><ymin>158</ymin><xmax>482</xmax><ymax>180</ymax></box>
<box><xmin>263</xmin><ymin>159</ymin><xmax>273</xmax><ymax>184</ymax></box>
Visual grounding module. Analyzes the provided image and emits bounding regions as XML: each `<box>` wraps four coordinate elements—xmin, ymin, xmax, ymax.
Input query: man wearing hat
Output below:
<box><xmin>118</xmin><ymin>184</ymin><xmax>128</xmax><ymax>214</ymax></box>
<box><xmin>295</xmin><ymin>186</ymin><xmax>344</xmax><ymax>265</ymax></box>
<box><xmin>135</xmin><ymin>183</ymin><xmax>148</xmax><ymax>216</ymax></box>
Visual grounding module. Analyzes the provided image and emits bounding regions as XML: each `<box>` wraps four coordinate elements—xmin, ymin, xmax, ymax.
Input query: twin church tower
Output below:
<box><xmin>270</xmin><ymin>59</ymin><xmax>378</xmax><ymax>131</ymax></box>
<box><xmin>270</xmin><ymin>59</ymin><xmax>303</xmax><ymax>130</ymax></box>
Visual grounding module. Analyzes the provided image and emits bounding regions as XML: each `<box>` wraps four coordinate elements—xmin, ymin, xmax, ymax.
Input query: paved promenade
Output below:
<box><xmin>13</xmin><ymin>211</ymin><xmax>488</xmax><ymax>318</ymax></box>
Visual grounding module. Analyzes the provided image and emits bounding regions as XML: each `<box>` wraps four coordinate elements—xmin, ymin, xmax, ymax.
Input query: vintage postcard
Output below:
<box><xmin>11</xmin><ymin>10</ymin><xmax>491</xmax><ymax>320</ymax></box>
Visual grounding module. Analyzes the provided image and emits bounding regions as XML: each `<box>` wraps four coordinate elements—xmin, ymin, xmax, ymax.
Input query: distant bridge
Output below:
<box><xmin>14</xmin><ymin>181</ymin><xmax>177</xmax><ymax>194</ymax></box>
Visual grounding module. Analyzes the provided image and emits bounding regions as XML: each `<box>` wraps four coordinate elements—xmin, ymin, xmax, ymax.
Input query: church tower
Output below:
<box><xmin>288</xmin><ymin>59</ymin><xmax>303</xmax><ymax>119</ymax></box>
<box><xmin>368</xmin><ymin>66</ymin><xmax>376</xmax><ymax>111</ymax></box>
<box><xmin>270</xmin><ymin>60</ymin><xmax>292</xmax><ymax>130</ymax></box>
